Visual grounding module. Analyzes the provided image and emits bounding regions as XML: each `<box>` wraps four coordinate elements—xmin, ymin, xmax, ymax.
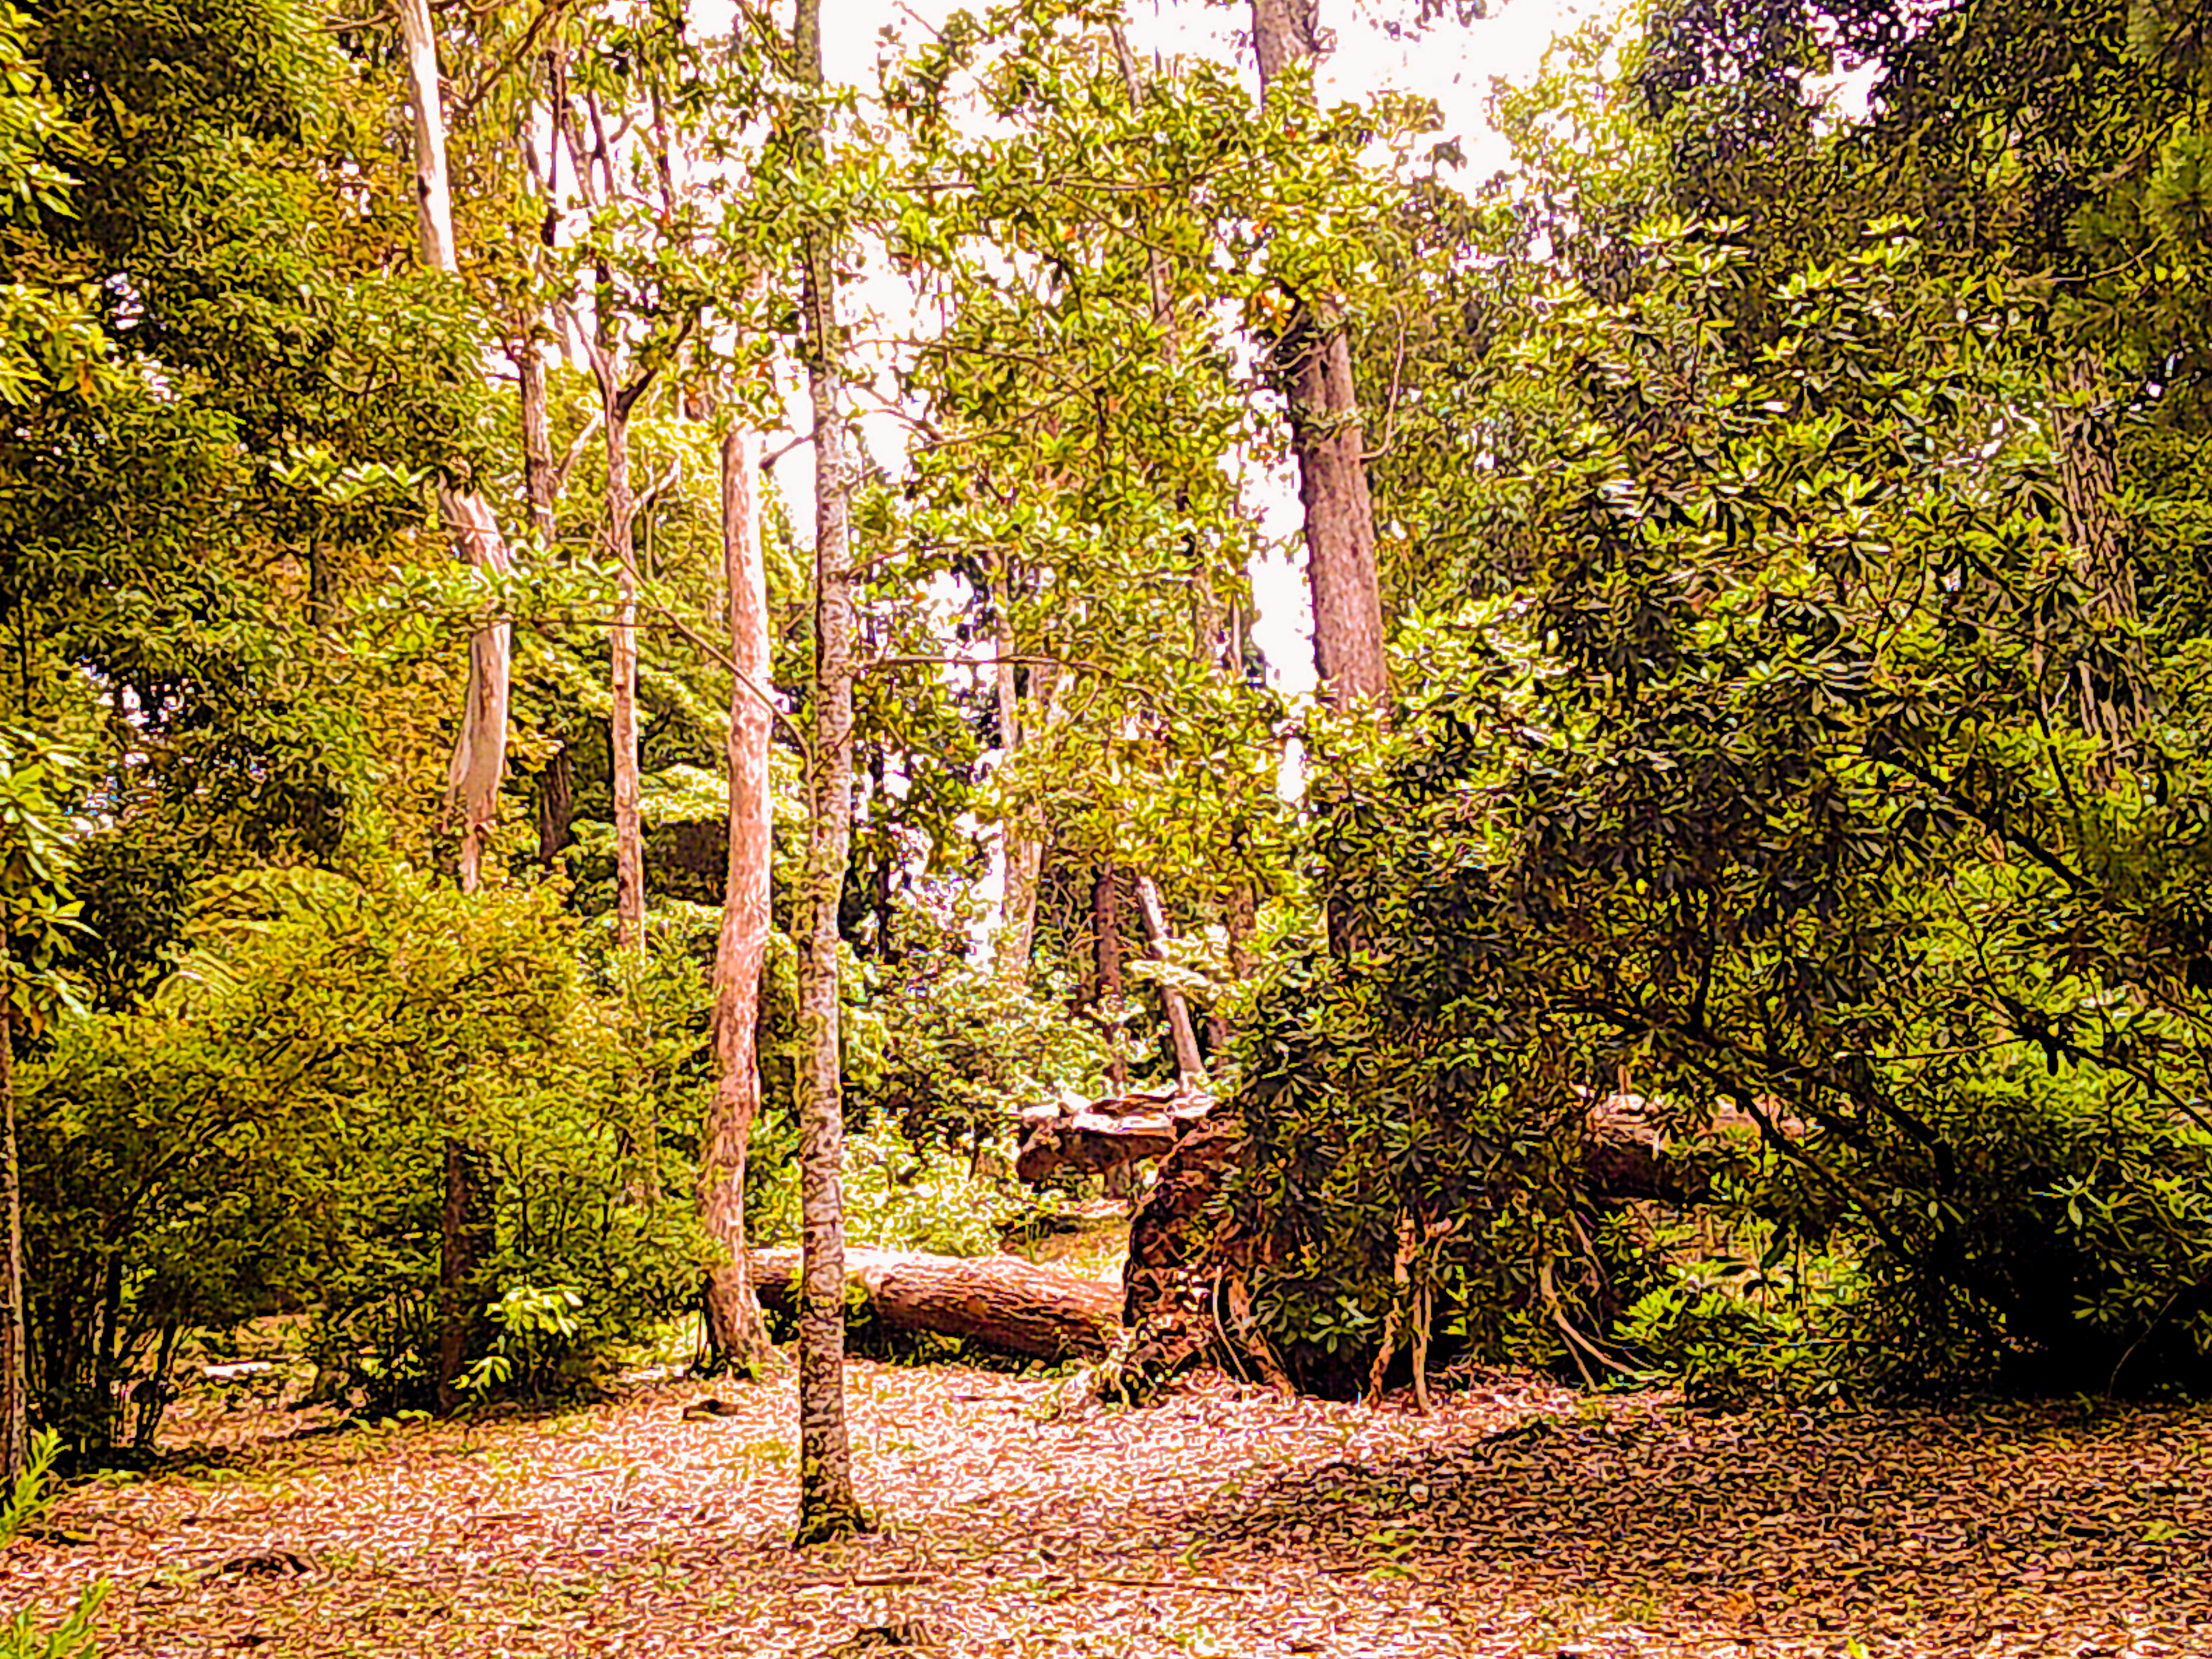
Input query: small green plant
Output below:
<box><xmin>0</xmin><ymin>1430</ymin><xmax>65</xmax><ymax>1548</ymax></box>
<box><xmin>459</xmin><ymin>1284</ymin><xmax>586</xmax><ymax>1401</ymax></box>
<box><xmin>0</xmin><ymin>1580</ymin><xmax>108</xmax><ymax>1659</ymax></box>
<box><xmin>1619</xmin><ymin>1260</ymin><xmax>1848</xmax><ymax>1408</ymax></box>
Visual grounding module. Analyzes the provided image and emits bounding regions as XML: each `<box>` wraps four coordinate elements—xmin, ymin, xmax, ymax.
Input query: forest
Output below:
<box><xmin>1</xmin><ymin>0</ymin><xmax>2210</xmax><ymax>1649</ymax></box>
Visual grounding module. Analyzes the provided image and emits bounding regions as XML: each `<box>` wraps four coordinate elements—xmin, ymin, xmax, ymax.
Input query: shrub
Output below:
<box><xmin>22</xmin><ymin>871</ymin><xmax>713</xmax><ymax>1439</ymax></box>
<box><xmin>751</xmin><ymin>1132</ymin><xmax>1042</xmax><ymax>1258</ymax></box>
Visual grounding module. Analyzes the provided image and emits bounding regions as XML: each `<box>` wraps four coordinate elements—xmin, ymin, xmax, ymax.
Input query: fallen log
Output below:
<box><xmin>736</xmin><ymin>1248</ymin><xmax>1121</xmax><ymax>1362</ymax></box>
<box><xmin>1013</xmin><ymin>1087</ymin><xmax>1210</xmax><ymax>1183</ymax></box>
<box><xmin>1018</xmin><ymin>1086</ymin><xmax>1774</xmax><ymax>1203</ymax></box>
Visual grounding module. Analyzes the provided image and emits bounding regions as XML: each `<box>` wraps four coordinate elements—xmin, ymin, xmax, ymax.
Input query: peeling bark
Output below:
<box><xmin>700</xmin><ymin>410</ymin><xmax>774</xmax><ymax>1373</ymax></box>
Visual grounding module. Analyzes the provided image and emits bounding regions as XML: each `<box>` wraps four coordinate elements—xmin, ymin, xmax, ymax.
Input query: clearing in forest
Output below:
<box><xmin>3</xmin><ymin>1367</ymin><xmax>2207</xmax><ymax>1658</ymax></box>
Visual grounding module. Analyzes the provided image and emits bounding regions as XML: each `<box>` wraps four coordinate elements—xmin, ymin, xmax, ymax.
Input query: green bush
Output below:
<box><xmin>0</xmin><ymin>1582</ymin><xmax>107</xmax><ymax>1659</ymax></box>
<box><xmin>23</xmin><ymin>871</ymin><xmax>713</xmax><ymax>1438</ymax></box>
<box><xmin>850</xmin><ymin>958</ymin><xmax>1104</xmax><ymax>1159</ymax></box>
<box><xmin>751</xmin><ymin>1132</ymin><xmax>1043</xmax><ymax>1257</ymax></box>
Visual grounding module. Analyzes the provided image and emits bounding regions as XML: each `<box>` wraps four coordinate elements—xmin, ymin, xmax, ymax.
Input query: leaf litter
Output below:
<box><xmin>2</xmin><ymin>1364</ymin><xmax>2207</xmax><ymax>1657</ymax></box>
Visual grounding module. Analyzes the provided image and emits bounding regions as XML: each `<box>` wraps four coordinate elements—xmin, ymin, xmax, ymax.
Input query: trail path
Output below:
<box><xmin>4</xmin><ymin>1366</ymin><xmax>2207</xmax><ymax>1657</ymax></box>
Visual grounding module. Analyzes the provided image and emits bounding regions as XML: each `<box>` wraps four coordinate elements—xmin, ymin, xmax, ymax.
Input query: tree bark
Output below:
<box><xmin>0</xmin><ymin>1005</ymin><xmax>28</xmax><ymax>1478</ymax></box>
<box><xmin>1247</xmin><ymin>0</ymin><xmax>1388</xmax><ymax>713</ymax></box>
<box><xmin>1133</xmin><ymin>874</ymin><xmax>1205</xmax><ymax>1089</ymax></box>
<box><xmin>992</xmin><ymin>610</ymin><xmax>1056</xmax><ymax>988</ymax></box>
<box><xmin>400</xmin><ymin>0</ymin><xmax>515</xmax><ymax>887</ymax></box>
<box><xmin>603</xmin><ymin>402</ymin><xmax>645</xmax><ymax>950</ymax></box>
<box><xmin>1093</xmin><ymin>863</ymin><xmax>1129</xmax><ymax>1092</ymax></box>
<box><xmin>400</xmin><ymin>0</ymin><xmax>512</xmax><ymax>1417</ymax></box>
<box><xmin>435</xmin><ymin>1139</ymin><xmax>494</xmax><ymax>1415</ymax></box>
<box><xmin>792</xmin><ymin>0</ymin><xmax>868</xmax><ymax>1548</ymax></box>
<box><xmin>535</xmin><ymin>745</ymin><xmax>573</xmax><ymax>872</ymax></box>
<box><xmin>741</xmin><ymin>1249</ymin><xmax>1120</xmax><ymax>1362</ymax></box>
<box><xmin>699</xmin><ymin>412</ymin><xmax>774</xmax><ymax>1373</ymax></box>
<box><xmin>1024</xmin><ymin>1089</ymin><xmax>1771</xmax><ymax>1197</ymax></box>
<box><xmin>518</xmin><ymin>333</ymin><xmax>557</xmax><ymax>547</ymax></box>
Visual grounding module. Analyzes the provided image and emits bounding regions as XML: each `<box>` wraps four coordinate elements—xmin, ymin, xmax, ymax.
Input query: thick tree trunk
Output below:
<box><xmin>0</xmin><ymin>1006</ymin><xmax>27</xmax><ymax>1478</ymax></box>
<box><xmin>741</xmin><ymin>1249</ymin><xmax>1120</xmax><ymax>1362</ymax></box>
<box><xmin>792</xmin><ymin>0</ymin><xmax>867</xmax><ymax>1548</ymax></box>
<box><xmin>1248</xmin><ymin>0</ymin><xmax>1388</xmax><ymax>713</ymax></box>
<box><xmin>1015</xmin><ymin>1087</ymin><xmax>1210</xmax><ymax>1184</ymax></box>
<box><xmin>1133</xmin><ymin>874</ymin><xmax>1205</xmax><ymax>1089</ymax></box>
<box><xmin>699</xmin><ymin>417</ymin><xmax>774</xmax><ymax>1373</ymax></box>
<box><xmin>400</xmin><ymin>0</ymin><xmax>513</xmax><ymax>1417</ymax></box>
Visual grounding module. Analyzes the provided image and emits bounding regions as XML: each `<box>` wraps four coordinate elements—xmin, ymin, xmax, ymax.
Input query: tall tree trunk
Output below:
<box><xmin>0</xmin><ymin>1005</ymin><xmax>27</xmax><ymax>1478</ymax></box>
<box><xmin>605</xmin><ymin>404</ymin><xmax>646</xmax><ymax>950</ymax></box>
<box><xmin>1248</xmin><ymin>0</ymin><xmax>1388</xmax><ymax>713</ymax></box>
<box><xmin>400</xmin><ymin>0</ymin><xmax>511</xmax><ymax>1415</ymax></box>
<box><xmin>792</xmin><ymin>0</ymin><xmax>868</xmax><ymax>1547</ymax></box>
<box><xmin>700</xmin><ymin>413</ymin><xmax>774</xmax><ymax>1373</ymax></box>
<box><xmin>1133</xmin><ymin>874</ymin><xmax>1204</xmax><ymax>1089</ymax></box>
<box><xmin>2053</xmin><ymin>354</ymin><xmax>2143</xmax><ymax>789</ymax></box>
<box><xmin>401</xmin><ymin>0</ymin><xmax>516</xmax><ymax>883</ymax></box>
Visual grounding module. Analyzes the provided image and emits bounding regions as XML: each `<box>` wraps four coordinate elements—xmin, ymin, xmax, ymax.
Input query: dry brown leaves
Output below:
<box><xmin>2</xmin><ymin>1365</ymin><xmax>2207</xmax><ymax>1659</ymax></box>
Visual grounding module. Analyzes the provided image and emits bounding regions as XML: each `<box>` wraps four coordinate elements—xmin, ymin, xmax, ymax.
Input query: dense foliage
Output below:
<box><xmin>1234</xmin><ymin>0</ymin><xmax>2212</xmax><ymax>1399</ymax></box>
<box><xmin>2</xmin><ymin>0</ymin><xmax>2208</xmax><ymax>1461</ymax></box>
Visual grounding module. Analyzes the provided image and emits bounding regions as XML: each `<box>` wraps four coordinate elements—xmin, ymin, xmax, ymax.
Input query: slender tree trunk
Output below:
<box><xmin>994</xmin><ymin>644</ymin><xmax>1059</xmax><ymax>988</ymax></box>
<box><xmin>605</xmin><ymin>405</ymin><xmax>646</xmax><ymax>950</ymax></box>
<box><xmin>2053</xmin><ymin>354</ymin><xmax>2143</xmax><ymax>788</ymax></box>
<box><xmin>519</xmin><ymin>334</ymin><xmax>557</xmax><ymax>547</ymax></box>
<box><xmin>1094</xmin><ymin>864</ymin><xmax>1129</xmax><ymax>1093</ymax></box>
<box><xmin>0</xmin><ymin>1004</ymin><xmax>27</xmax><ymax>1478</ymax></box>
<box><xmin>1133</xmin><ymin>874</ymin><xmax>1204</xmax><ymax>1089</ymax></box>
<box><xmin>1248</xmin><ymin>0</ymin><xmax>1388</xmax><ymax>713</ymax></box>
<box><xmin>435</xmin><ymin>1140</ymin><xmax>494</xmax><ymax>1415</ymax></box>
<box><xmin>700</xmin><ymin>413</ymin><xmax>774</xmax><ymax>1373</ymax></box>
<box><xmin>792</xmin><ymin>0</ymin><xmax>867</xmax><ymax>1547</ymax></box>
<box><xmin>400</xmin><ymin>0</ymin><xmax>512</xmax><ymax>1414</ymax></box>
<box><xmin>401</xmin><ymin>0</ymin><xmax>516</xmax><ymax>883</ymax></box>
<box><xmin>536</xmin><ymin>746</ymin><xmax>573</xmax><ymax>872</ymax></box>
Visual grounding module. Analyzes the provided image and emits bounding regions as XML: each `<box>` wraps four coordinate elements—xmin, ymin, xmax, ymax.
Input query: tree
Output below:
<box><xmin>0</xmin><ymin>738</ymin><xmax>81</xmax><ymax>1477</ymax></box>
<box><xmin>699</xmin><ymin>384</ymin><xmax>776</xmax><ymax>1371</ymax></box>
<box><xmin>396</xmin><ymin>0</ymin><xmax>521</xmax><ymax>1415</ymax></box>
<box><xmin>1248</xmin><ymin>0</ymin><xmax>1389</xmax><ymax>712</ymax></box>
<box><xmin>790</xmin><ymin>0</ymin><xmax>869</xmax><ymax>1546</ymax></box>
<box><xmin>397</xmin><ymin>0</ymin><xmax>517</xmax><ymax>890</ymax></box>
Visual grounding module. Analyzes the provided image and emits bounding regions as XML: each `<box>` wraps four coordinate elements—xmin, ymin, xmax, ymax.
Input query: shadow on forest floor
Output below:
<box><xmin>1174</xmin><ymin>1390</ymin><xmax>2212</xmax><ymax>1650</ymax></box>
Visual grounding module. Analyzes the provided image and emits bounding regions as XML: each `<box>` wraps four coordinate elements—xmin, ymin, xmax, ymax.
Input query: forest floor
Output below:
<box><xmin>3</xmin><ymin>1354</ymin><xmax>2209</xmax><ymax>1659</ymax></box>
